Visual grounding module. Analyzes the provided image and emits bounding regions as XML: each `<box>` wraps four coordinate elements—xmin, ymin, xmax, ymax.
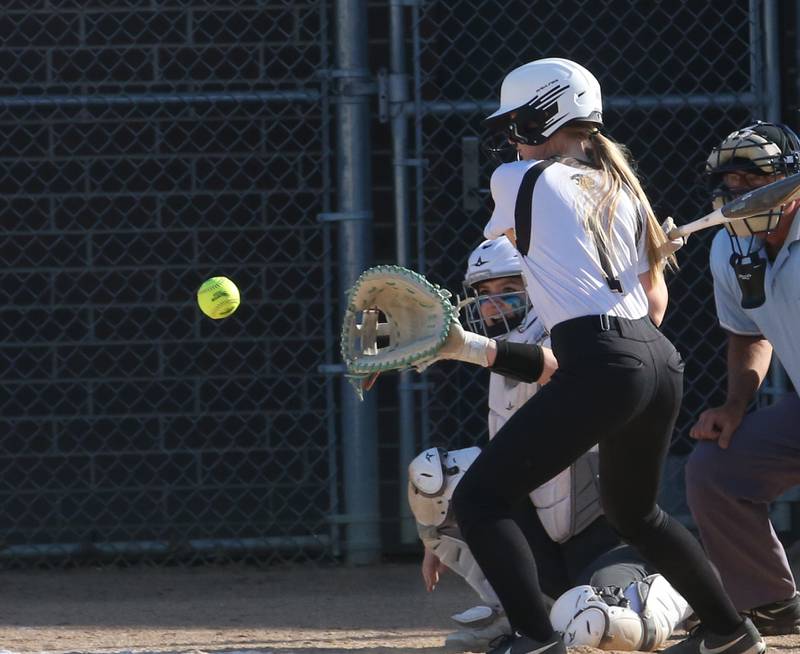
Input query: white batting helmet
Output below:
<box><xmin>462</xmin><ymin>237</ymin><xmax>530</xmax><ymax>339</ymax></box>
<box><xmin>485</xmin><ymin>58</ymin><xmax>603</xmax><ymax>146</ymax></box>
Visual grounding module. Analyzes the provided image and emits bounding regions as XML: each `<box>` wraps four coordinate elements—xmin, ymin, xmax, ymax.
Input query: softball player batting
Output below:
<box><xmin>415</xmin><ymin>58</ymin><xmax>765</xmax><ymax>654</ymax></box>
<box><xmin>408</xmin><ymin>237</ymin><xmax>689</xmax><ymax>652</ymax></box>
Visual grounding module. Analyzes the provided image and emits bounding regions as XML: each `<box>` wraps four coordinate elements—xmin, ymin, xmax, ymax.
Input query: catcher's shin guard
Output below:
<box><xmin>430</xmin><ymin>534</ymin><xmax>501</xmax><ymax>608</ymax></box>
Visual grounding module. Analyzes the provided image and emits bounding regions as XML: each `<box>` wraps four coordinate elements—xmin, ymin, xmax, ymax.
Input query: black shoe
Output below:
<box><xmin>661</xmin><ymin>618</ymin><xmax>764</xmax><ymax>654</ymax></box>
<box><xmin>486</xmin><ymin>632</ymin><xmax>565</xmax><ymax>654</ymax></box>
<box><xmin>748</xmin><ymin>592</ymin><xmax>800</xmax><ymax>635</ymax></box>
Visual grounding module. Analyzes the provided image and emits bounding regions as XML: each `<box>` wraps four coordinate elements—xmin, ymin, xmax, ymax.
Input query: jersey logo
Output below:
<box><xmin>473</xmin><ymin>256</ymin><xmax>489</xmax><ymax>267</ymax></box>
<box><xmin>505</xmin><ymin>402</ymin><xmax>514</xmax><ymax>411</ymax></box>
<box><xmin>571</xmin><ymin>173</ymin><xmax>596</xmax><ymax>191</ymax></box>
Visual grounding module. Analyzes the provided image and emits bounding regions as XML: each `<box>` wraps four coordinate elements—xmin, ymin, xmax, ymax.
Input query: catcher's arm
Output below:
<box><xmin>413</xmin><ymin>321</ymin><xmax>546</xmax><ymax>380</ymax></box>
<box><xmin>349</xmin><ymin>320</ymin><xmax>550</xmax><ymax>395</ymax></box>
<box><xmin>414</xmin><ymin>322</ymin><xmax>553</xmax><ymax>385</ymax></box>
<box><xmin>420</xmin><ymin>320</ymin><xmax>495</xmax><ymax>369</ymax></box>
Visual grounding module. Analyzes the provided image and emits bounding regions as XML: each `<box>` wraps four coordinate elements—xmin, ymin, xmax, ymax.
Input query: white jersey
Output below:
<box><xmin>488</xmin><ymin>311</ymin><xmax>600</xmax><ymax>543</ymax></box>
<box><xmin>484</xmin><ymin>158</ymin><xmax>650</xmax><ymax>331</ymax></box>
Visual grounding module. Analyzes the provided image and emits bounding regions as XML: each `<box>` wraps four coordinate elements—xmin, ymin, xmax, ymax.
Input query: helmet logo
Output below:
<box><xmin>534</xmin><ymin>78</ymin><xmax>558</xmax><ymax>93</ymax></box>
<box><xmin>473</xmin><ymin>256</ymin><xmax>489</xmax><ymax>267</ymax></box>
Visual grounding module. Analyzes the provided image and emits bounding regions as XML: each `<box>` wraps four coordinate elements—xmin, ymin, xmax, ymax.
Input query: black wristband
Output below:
<box><xmin>490</xmin><ymin>340</ymin><xmax>544</xmax><ymax>384</ymax></box>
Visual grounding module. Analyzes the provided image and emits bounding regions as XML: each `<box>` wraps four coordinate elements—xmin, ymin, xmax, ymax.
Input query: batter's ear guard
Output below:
<box><xmin>730</xmin><ymin>252</ymin><xmax>766</xmax><ymax>309</ymax></box>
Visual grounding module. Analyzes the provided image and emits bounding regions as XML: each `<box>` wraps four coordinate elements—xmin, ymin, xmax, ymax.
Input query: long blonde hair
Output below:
<box><xmin>565</xmin><ymin>125</ymin><xmax>675</xmax><ymax>282</ymax></box>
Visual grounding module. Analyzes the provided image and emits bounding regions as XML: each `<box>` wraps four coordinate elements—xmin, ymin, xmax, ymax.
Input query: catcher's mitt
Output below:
<box><xmin>340</xmin><ymin>265</ymin><xmax>458</xmax><ymax>398</ymax></box>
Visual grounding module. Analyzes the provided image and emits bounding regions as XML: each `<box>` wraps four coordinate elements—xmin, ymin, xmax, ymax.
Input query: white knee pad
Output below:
<box><xmin>550</xmin><ymin>585</ymin><xmax>644</xmax><ymax>651</ymax></box>
<box><xmin>407</xmin><ymin>447</ymin><xmax>481</xmax><ymax>527</ymax></box>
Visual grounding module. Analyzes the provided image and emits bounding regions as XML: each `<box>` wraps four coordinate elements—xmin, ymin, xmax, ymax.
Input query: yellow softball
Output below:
<box><xmin>197</xmin><ymin>276</ymin><xmax>240</xmax><ymax>319</ymax></box>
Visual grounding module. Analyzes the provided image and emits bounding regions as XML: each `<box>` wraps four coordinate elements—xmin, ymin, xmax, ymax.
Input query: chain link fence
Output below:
<box><xmin>0</xmin><ymin>1</ymin><xmax>793</xmax><ymax>566</ymax></box>
<box><xmin>0</xmin><ymin>3</ymin><xmax>340</xmax><ymax>566</ymax></box>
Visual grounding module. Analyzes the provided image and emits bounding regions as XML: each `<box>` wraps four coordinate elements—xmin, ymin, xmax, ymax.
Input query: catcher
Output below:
<box><xmin>407</xmin><ymin>237</ymin><xmax>689</xmax><ymax>653</ymax></box>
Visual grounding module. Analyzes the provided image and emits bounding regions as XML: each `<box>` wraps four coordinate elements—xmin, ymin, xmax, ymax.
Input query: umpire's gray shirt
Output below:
<box><xmin>710</xmin><ymin>213</ymin><xmax>800</xmax><ymax>391</ymax></box>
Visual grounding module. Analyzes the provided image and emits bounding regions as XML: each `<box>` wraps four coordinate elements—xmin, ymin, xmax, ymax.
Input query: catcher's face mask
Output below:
<box><xmin>706</xmin><ymin>121</ymin><xmax>800</xmax><ymax>243</ymax></box>
<box><xmin>705</xmin><ymin>121</ymin><xmax>800</xmax><ymax>308</ymax></box>
<box><xmin>710</xmin><ymin>170</ymin><xmax>784</xmax><ymax>239</ymax></box>
<box><xmin>711</xmin><ymin>172</ymin><xmax>772</xmax><ymax>309</ymax></box>
<box><xmin>462</xmin><ymin>276</ymin><xmax>529</xmax><ymax>338</ymax></box>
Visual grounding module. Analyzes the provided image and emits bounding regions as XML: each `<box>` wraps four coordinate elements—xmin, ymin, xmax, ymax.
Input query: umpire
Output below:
<box><xmin>687</xmin><ymin>121</ymin><xmax>800</xmax><ymax>635</ymax></box>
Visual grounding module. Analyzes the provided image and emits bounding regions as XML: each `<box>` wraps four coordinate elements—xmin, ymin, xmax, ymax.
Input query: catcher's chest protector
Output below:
<box><xmin>529</xmin><ymin>447</ymin><xmax>603</xmax><ymax>543</ymax></box>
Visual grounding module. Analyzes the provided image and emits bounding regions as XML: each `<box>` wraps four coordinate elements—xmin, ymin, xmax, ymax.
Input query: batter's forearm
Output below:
<box><xmin>639</xmin><ymin>270</ymin><xmax>667</xmax><ymax>326</ymax></box>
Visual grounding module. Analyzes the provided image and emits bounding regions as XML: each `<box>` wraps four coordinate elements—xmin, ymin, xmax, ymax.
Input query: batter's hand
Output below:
<box><xmin>689</xmin><ymin>403</ymin><xmax>746</xmax><ymax>449</ymax></box>
<box><xmin>659</xmin><ymin>216</ymin><xmax>687</xmax><ymax>258</ymax></box>
<box><xmin>421</xmin><ymin>548</ymin><xmax>448</xmax><ymax>592</ymax></box>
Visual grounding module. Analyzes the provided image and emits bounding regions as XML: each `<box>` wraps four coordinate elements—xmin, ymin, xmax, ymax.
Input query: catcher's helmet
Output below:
<box><xmin>705</xmin><ymin>121</ymin><xmax>800</xmax><ymax>237</ymax></box>
<box><xmin>485</xmin><ymin>58</ymin><xmax>603</xmax><ymax>146</ymax></box>
<box><xmin>462</xmin><ymin>236</ymin><xmax>530</xmax><ymax>339</ymax></box>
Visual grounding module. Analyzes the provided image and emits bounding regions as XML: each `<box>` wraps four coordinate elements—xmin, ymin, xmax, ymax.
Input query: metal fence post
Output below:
<box><xmin>334</xmin><ymin>0</ymin><xmax>381</xmax><ymax>564</ymax></box>
<box><xmin>763</xmin><ymin>0</ymin><xmax>781</xmax><ymax>123</ymax></box>
<box><xmin>389</xmin><ymin>0</ymin><xmax>419</xmax><ymax>546</ymax></box>
<box><xmin>751</xmin><ymin>0</ymin><xmax>789</xmax><ymax>402</ymax></box>
<box><xmin>762</xmin><ymin>0</ymin><xmax>788</xmax><ymax>399</ymax></box>
<box><xmin>410</xmin><ymin>1</ymin><xmax>433</xmax><ymax>451</ymax></box>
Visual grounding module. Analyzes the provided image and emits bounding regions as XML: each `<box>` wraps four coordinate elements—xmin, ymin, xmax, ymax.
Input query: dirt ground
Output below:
<box><xmin>1</xmin><ymin>563</ymin><xmax>799</xmax><ymax>654</ymax></box>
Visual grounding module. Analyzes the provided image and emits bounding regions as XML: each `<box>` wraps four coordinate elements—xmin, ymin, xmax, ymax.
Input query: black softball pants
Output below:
<box><xmin>452</xmin><ymin>315</ymin><xmax>742</xmax><ymax>641</ymax></box>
